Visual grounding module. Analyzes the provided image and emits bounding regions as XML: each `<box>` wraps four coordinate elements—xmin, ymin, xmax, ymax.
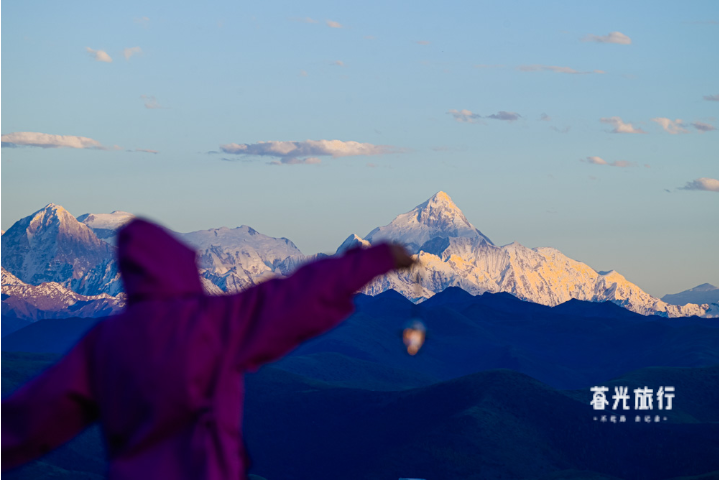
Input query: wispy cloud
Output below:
<box><xmin>364</xmin><ymin>35</ymin><xmax>376</xmax><ymax>40</ymax></box>
<box><xmin>299</xmin><ymin>70</ymin><xmax>308</xmax><ymax>77</ymax></box>
<box><xmin>330</xmin><ymin>60</ymin><xmax>345</xmax><ymax>67</ymax></box>
<box><xmin>1</xmin><ymin>132</ymin><xmax>111</xmax><ymax>150</ymax></box>
<box><xmin>551</xmin><ymin>126</ymin><xmax>571</xmax><ymax>134</ymax></box>
<box><xmin>123</xmin><ymin>47</ymin><xmax>142</xmax><ymax>60</ymax></box>
<box><xmin>703</xmin><ymin>94</ymin><xmax>719</xmax><ymax>102</ymax></box>
<box><xmin>583</xmin><ymin>156</ymin><xmax>633</xmax><ymax>168</ymax></box>
<box><xmin>582</xmin><ymin>31</ymin><xmax>632</xmax><ymax>45</ymax></box>
<box><xmin>447</xmin><ymin>109</ymin><xmax>520</xmax><ymax>123</ymax></box>
<box><xmin>679</xmin><ymin>178</ymin><xmax>719</xmax><ymax>192</ymax></box>
<box><xmin>691</xmin><ymin>121</ymin><xmax>717</xmax><ymax>133</ymax></box>
<box><xmin>134</xmin><ymin>16</ymin><xmax>150</xmax><ymax>26</ymax></box>
<box><xmin>415</xmin><ymin>40</ymin><xmax>431</xmax><ymax>45</ymax></box>
<box><xmin>141</xmin><ymin>95</ymin><xmax>163</xmax><ymax>109</ymax></box>
<box><xmin>600</xmin><ymin>116</ymin><xmax>647</xmax><ymax>134</ymax></box>
<box><xmin>487</xmin><ymin>111</ymin><xmax>521</xmax><ymax>122</ymax></box>
<box><xmin>326</xmin><ymin>20</ymin><xmax>343</xmax><ymax>28</ymax></box>
<box><xmin>86</xmin><ymin>47</ymin><xmax>112</xmax><ymax>63</ymax></box>
<box><xmin>135</xmin><ymin>148</ymin><xmax>159</xmax><ymax>154</ymax></box>
<box><xmin>651</xmin><ymin>117</ymin><xmax>688</xmax><ymax>134</ymax></box>
<box><xmin>291</xmin><ymin>17</ymin><xmax>318</xmax><ymax>24</ymax></box>
<box><xmin>447</xmin><ymin>109</ymin><xmax>482</xmax><ymax>123</ymax></box>
<box><xmin>218</xmin><ymin>139</ymin><xmax>403</xmax><ymax>165</ymax></box>
<box><xmin>517</xmin><ymin>64</ymin><xmax>604</xmax><ymax>75</ymax></box>
<box><xmin>270</xmin><ymin>157</ymin><xmax>321</xmax><ymax>166</ymax></box>
<box><xmin>540</xmin><ymin>113</ymin><xmax>551</xmax><ymax>122</ymax></box>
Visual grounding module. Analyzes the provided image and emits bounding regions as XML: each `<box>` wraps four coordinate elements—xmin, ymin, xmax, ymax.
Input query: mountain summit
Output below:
<box><xmin>364</xmin><ymin>191</ymin><xmax>493</xmax><ymax>253</ymax></box>
<box><xmin>0</xmin><ymin>204</ymin><xmax>119</xmax><ymax>296</ymax></box>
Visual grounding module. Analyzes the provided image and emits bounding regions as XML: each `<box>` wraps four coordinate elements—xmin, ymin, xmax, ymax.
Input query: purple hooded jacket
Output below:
<box><xmin>2</xmin><ymin>218</ymin><xmax>396</xmax><ymax>478</ymax></box>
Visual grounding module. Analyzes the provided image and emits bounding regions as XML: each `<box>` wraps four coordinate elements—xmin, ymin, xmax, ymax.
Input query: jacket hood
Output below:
<box><xmin>117</xmin><ymin>218</ymin><xmax>204</xmax><ymax>304</ymax></box>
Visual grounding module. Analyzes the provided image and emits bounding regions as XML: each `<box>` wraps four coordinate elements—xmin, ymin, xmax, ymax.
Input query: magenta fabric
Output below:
<box><xmin>2</xmin><ymin>218</ymin><xmax>396</xmax><ymax>478</ymax></box>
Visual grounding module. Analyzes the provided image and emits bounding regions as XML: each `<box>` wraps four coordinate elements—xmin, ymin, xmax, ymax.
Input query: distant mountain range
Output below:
<box><xmin>4</xmin><ymin>288</ymin><xmax>717</xmax><ymax>390</ymax></box>
<box><xmin>662</xmin><ymin>283</ymin><xmax>719</xmax><ymax>307</ymax></box>
<box><xmin>1</xmin><ymin>192</ymin><xmax>716</xmax><ymax>324</ymax></box>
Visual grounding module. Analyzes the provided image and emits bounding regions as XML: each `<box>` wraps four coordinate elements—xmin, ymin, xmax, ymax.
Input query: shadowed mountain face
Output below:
<box><xmin>3</xmin><ymin>351</ymin><xmax>717</xmax><ymax>480</ymax></box>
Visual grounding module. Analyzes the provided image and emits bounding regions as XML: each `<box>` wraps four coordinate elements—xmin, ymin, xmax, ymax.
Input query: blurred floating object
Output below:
<box><xmin>403</xmin><ymin>319</ymin><xmax>426</xmax><ymax>356</ymax></box>
<box><xmin>402</xmin><ymin>265</ymin><xmax>427</xmax><ymax>356</ymax></box>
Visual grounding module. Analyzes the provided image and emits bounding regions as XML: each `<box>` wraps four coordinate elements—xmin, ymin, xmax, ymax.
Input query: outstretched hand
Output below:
<box><xmin>389</xmin><ymin>243</ymin><xmax>417</xmax><ymax>270</ymax></box>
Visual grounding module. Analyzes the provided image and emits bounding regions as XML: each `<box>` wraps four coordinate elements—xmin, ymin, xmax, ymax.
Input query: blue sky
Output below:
<box><xmin>2</xmin><ymin>0</ymin><xmax>718</xmax><ymax>297</ymax></box>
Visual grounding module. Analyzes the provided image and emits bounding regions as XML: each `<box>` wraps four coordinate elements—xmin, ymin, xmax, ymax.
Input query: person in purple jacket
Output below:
<box><xmin>2</xmin><ymin>217</ymin><xmax>414</xmax><ymax>479</ymax></box>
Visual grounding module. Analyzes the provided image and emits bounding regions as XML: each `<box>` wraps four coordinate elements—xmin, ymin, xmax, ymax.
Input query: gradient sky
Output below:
<box><xmin>2</xmin><ymin>0</ymin><xmax>718</xmax><ymax>297</ymax></box>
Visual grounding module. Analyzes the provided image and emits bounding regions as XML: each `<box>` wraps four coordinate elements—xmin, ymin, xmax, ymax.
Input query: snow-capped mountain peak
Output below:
<box><xmin>335</xmin><ymin>234</ymin><xmax>371</xmax><ymax>254</ymax></box>
<box><xmin>1</xmin><ymin>203</ymin><xmax>120</xmax><ymax>296</ymax></box>
<box><xmin>180</xmin><ymin>225</ymin><xmax>306</xmax><ymax>293</ymax></box>
<box><xmin>77</xmin><ymin>210</ymin><xmax>135</xmax><ymax>231</ymax></box>
<box><xmin>364</xmin><ymin>191</ymin><xmax>493</xmax><ymax>252</ymax></box>
<box><xmin>76</xmin><ymin>210</ymin><xmax>135</xmax><ymax>245</ymax></box>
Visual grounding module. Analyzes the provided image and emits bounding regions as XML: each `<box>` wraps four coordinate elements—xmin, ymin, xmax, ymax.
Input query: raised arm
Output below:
<box><xmin>222</xmin><ymin>242</ymin><xmax>409</xmax><ymax>371</ymax></box>
<box><xmin>2</xmin><ymin>326</ymin><xmax>100</xmax><ymax>471</ymax></box>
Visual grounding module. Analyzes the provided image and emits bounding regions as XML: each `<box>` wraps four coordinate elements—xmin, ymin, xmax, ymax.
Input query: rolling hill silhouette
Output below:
<box><xmin>3</xmin><ymin>351</ymin><xmax>716</xmax><ymax>480</ymax></box>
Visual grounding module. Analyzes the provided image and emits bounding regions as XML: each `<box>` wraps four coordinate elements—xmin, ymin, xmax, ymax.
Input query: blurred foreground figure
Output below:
<box><xmin>2</xmin><ymin>218</ymin><xmax>413</xmax><ymax>479</ymax></box>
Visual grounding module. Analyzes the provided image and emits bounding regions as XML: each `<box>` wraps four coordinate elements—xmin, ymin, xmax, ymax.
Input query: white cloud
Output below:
<box><xmin>326</xmin><ymin>20</ymin><xmax>343</xmax><ymax>28</ymax></box>
<box><xmin>586</xmin><ymin>156</ymin><xmax>607</xmax><ymax>165</ymax></box>
<box><xmin>582</xmin><ymin>31</ymin><xmax>632</xmax><ymax>45</ymax></box>
<box><xmin>517</xmin><ymin>64</ymin><xmax>605</xmax><ymax>75</ymax></box>
<box><xmin>415</xmin><ymin>40</ymin><xmax>431</xmax><ymax>45</ymax></box>
<box><xmin>447</xmin><ymin>109</ymin><xmax>482</xmax><ymax>123</ymax></box>
<box><xmin>1</xmin><ymin>132</ymin><xmax>107</xmax><ymax>149</ymax></box>
<box><xmin>330</xmin><ymin>60</ymin><xmax>345</xmax><ymax>67</ymax></box>
<box><xmin>584</xmin><ymin>156</ymin><xmax>633</xmax><ymax>167</ymax></box>
<box><xmin>600</xmin><ymin>116</ymin><xmax>647</xmax><ymax>134</ymax></box>
<box><xmin>135</xmin><ymin>149</ymin><xmax>159</xmax><ymax>154</ymax></box>
<box><xmin>123</xmin><ymin>47</ymin><xmax>142</xmax><ymax>60</ymax></box>
<box><xmin>651</xmin><ymin>117</ymin><xmax>688</xmax><ymax>134</ymax></box>
<box><xmin>86</xmin><ymin>47</ymin><xmax>112</xmax><ymax>63</ymax></box>
<box><xmin>679</xmin><ymin>178</ymin><xmax>719</xmax><ymax>192</ymax></box>
<box><xmin>703</xmin><ymin>94</ymin><xmax>719</xmax><ymax>102</ymax></box>
<box><xmin>219</xmin><ymin>140</ymin><xmax>402</xmax><ymax>165</ymax></box>
<box><xmin>691</xmin><ymin>121</ymin><xmax>717</xmax><ymax>133</ymax></box>
<box><xmin>141</xmin><ymin>95</ymin><xmax>163</xmax><ymax>109</ymax></box>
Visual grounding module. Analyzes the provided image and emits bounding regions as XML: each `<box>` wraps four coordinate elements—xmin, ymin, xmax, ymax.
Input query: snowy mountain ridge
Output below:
<box><xmin>1</xmin><ymin>267</ymin><xmax>125</xmax><ymax>321</ymax></box>
<box><xmin>1</xmin><ymin>193</ymin><xmax>715</xmax><ymax>320</ymax></box>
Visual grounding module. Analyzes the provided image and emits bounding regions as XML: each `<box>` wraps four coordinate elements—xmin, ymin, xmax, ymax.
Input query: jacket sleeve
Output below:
<box><xmin>223</xmin><ymin>242</ymin><xmax>397</xmax><ymax>371</ymax></box>
<box><xmin>1</xmin><ymin>326</ymin><xmax>100</xmax><ymax>472</ymax></box>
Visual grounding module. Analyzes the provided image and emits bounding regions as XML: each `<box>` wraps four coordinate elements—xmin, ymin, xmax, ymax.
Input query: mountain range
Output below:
<box><xmin>3</xmin><ymin>287</ymin><xmax>717</xmax><ymax>390</ymax></box>
<box><xmin>1</xmin><ymin>192</ymin><xmax>716</xmax><ymax>325</ymax></box>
